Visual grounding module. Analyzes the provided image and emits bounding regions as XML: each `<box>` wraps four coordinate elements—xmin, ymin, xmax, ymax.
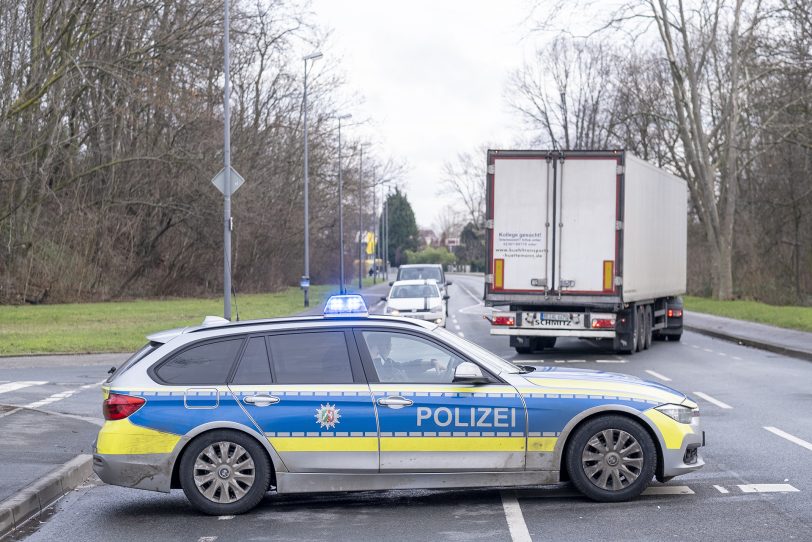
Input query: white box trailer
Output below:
<box><xmin>485</xmin><ymin>150</ymin><xmax>687</xmax><ymax>354</ymax></box>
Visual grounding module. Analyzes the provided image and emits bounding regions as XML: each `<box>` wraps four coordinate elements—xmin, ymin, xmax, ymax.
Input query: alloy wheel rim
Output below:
<box><xmin>581</xmin><ymin>429</ymin><xmax>644</xmax><ymax>491</ymax></box>
<box><xmin>193</xmin><ymin>441</ymin><xmax>256</xmax><ymax>504</ymax></box>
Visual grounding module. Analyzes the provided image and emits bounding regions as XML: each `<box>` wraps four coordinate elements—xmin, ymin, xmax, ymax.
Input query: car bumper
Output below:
<box><xmin>93</xmin><ymin>449</ymin><xmax>175</xmax><ymax>493</ymax></box>
<box><xmin>660</xmin><ymin>429</ymin><xmax>705</xmax><ymax>479</ymax></box>
<box><xmin>396</xmin><ymin>312</ymin><xmax>445</xmax><ymax>325</ymax></box>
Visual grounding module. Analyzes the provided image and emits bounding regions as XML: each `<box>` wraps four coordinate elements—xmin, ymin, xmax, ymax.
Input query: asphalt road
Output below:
<box><xmin>3</xmin><ymin>274</ymin><xmax>811</xmax><ymax>541</ymax></box>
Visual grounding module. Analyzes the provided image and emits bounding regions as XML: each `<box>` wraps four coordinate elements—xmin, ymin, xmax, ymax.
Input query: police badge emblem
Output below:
<box><xmin>314</xmin><ymin>403</ymin><xmax>341</xmax><ymax>429</ymax></box>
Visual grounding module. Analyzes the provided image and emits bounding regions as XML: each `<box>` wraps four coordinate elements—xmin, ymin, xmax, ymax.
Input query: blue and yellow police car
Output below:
<box><xmin>94</xmin><ymin>295</ymin><xmax>704</xmax><ymax>515</ymax></box>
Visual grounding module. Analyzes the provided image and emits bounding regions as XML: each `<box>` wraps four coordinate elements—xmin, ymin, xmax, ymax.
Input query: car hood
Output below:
<box><xmin>387</xmin><ymin>298</ymin><xmax>442</xmax><ymax>311</ymax></box>
<box><xmin>516</xmin><ymin>366</ymin><xmax>690</xmax><ymax>406</ymax></box>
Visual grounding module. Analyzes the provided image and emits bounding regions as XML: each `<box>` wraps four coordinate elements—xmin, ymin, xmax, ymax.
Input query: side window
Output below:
<box><xmin>268</xmin><ymin>332</ymin><xmax>354</xmax><ymax>384</ymax></box>
<box><xmin>155</xmin><ymin>339</ymin><xmax>244</xmax><ymax>385</ymax></box>
<box><xmin>361</xmin><ymin>331</ymin><xmax>467</xmax><ymax>384</ymax></box>
<box><xmin>231</xmin><ymin>337</ymin><xmax>272</xmax><ymax>385</ymax></box>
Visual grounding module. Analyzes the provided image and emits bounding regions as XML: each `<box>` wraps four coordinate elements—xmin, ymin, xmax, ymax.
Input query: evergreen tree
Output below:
<box><xmin>380</xmin><ymin>188</ymin><xmax>419</xmax><ymax>267</ymax></box>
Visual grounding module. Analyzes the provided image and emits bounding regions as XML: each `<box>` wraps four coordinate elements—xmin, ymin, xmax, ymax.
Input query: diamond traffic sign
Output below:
<box><xmin>211</xmin><ymin>166</ymin><xmax>246</xmax><ymax>194</ymax></box>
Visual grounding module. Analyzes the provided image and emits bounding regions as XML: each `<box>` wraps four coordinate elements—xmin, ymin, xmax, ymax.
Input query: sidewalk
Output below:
<box><xmin>685</xmin><ymin>310</ymin><xmax>812</xmax><ymax>362</ymax></box>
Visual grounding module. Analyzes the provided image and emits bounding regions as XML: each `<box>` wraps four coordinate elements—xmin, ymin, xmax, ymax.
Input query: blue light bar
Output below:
<box><xmin>323</xmin><ymin>294</ymin><xmax>369</xmax><ymax>317</ymax></box>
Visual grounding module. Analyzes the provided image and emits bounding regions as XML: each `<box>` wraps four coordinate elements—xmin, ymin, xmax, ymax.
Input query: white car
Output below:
<box><xmin>383</xmin><ymin>280</ymin><xmax>448</xmax><ymax>327</ymax></box>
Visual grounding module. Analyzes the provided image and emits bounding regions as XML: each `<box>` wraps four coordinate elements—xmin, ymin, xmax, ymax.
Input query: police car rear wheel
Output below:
<box><xmin>180</xmin><ymin>430</ymin><xmax>271</xmax><ymax>515</ymax></box>
<box><xmin>566</xmin><ymin>415</ymin><xmax>656</xmax><ymax>502</ymax></box>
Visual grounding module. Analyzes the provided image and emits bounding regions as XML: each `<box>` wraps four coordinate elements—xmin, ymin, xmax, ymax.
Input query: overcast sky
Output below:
<box><xmin>311</xmin><ymin>0</ymin><xmax>535</xmax><ymax>229</ymax></box>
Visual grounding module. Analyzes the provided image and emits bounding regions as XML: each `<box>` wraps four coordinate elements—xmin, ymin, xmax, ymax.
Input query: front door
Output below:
<box><xmin>355</xmin><ymin>329</ymin><xmax>526</xmax><ymax>472</ymax></box>
<box><xmin>228</xmin><ymin>331</ymin><xmax>378</xmax><ymax>473</ymax></box>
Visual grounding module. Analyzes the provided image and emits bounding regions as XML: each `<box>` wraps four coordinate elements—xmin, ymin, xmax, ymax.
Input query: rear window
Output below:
<box><xmin>268</xmin><ymin>332</ymin><xmax>354</xmax><ymax>384</ymax></box>
<box><xmin>399</xmin><ymin>267</ymin><xmax>443</xmax><ymax>282</ymax></box>
<box><xmin>232</xmin><ymin>337</ymin><xmax>273</xmax><ymax>385</ymax></box>
<box><xmin>391</xmin><ymin>284</ymin><xmax>440</xmax><ymax>299</ymax></box>
<box><xmin>106</xmin><ymin>342</ymin><xmax>160</xmax><ymax>383</ymax></box>
<box><xmin>155</xmin><ymin>339</ymin><xmax>244</xmax><ymax>385</ymax></box>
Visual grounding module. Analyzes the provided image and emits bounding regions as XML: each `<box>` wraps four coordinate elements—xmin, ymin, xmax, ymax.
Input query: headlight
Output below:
<box><xmin>655</xmin><ymin>404</ymin><xmax>697</xmax><ymax>424</ymax></box>
<box><xmin>386</xmin><ymin>308</ymin><xmax>400</xmax><ymax>316</ymax></box>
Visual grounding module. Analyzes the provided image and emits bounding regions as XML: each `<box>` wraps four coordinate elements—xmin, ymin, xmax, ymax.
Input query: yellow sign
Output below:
<box><xmin>365</xmin><ymin>231</ymin><xmax>376</xmax><ymax>255</ymax></box>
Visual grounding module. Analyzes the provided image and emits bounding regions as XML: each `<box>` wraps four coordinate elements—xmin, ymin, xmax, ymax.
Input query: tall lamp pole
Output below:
<box><xmin>302</xmin><ymin>51</ymin><xmax>322</xmax><ymax>307</ymax></box>
<box><xmin>337</xmin><ymin>114</ymin><xmax>352</xmax><ymax>294</ymax></box>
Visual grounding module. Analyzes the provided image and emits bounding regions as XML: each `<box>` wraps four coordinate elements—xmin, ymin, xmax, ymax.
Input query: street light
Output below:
<box><xmin>336</xmin><ymin>113</ymin><xmax>352</xmax><ymax>294</ymax></box>
<box><xmin>302</xmin><ymin>51</ymin><xmax>322</xmax><ymax>307</ymax></box>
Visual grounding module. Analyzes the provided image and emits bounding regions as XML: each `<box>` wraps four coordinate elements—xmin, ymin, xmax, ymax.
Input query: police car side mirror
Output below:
<box><xmin>389</xmin><ymin>281</ymin><xmax>394</xmax><ymax>286</ymax></box>
<box><xmin>380</xmin><ymin>296</ymin><xmax>388</xmax><ymax>301</ymax></box>
<box><xmin>453</xmin><ymin>362</ymin><xmax>489</xmax><ymax>385</ymax></box>
<box><xmin>446</xmin><ymin>281</ymin><xmax>453</xmax><ymax>286</ymax></box>
<box><xmin>443</xmin><ymin>295</ymin><xmax>450</xmax><ymax>301</ymax></box>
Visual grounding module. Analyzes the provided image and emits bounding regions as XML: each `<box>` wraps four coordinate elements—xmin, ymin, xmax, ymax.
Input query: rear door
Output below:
<box><xmin>487</xmin><ymin>150</ymin><xmax>621</xmax><ymax>297</ymax></box>
<box><xmin>228</xmin><ymin>330</ymin><xmax>379</xmax><ymax>473</ymax></box>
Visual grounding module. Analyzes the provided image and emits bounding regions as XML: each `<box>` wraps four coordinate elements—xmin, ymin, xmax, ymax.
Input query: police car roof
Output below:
<box><xmin>146</xmin><ymin>314</ymin><xmax>436</xmax><ymax>344</ymax></box>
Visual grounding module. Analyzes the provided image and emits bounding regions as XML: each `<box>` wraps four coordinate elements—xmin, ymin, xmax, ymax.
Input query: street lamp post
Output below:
<box><xmin>337</xmin><ymin>113</ymin><xmax>352</xmax><ymax>294</ymax></box>
<box><xmin>222</xmin><ymin>0</ymin><xmax>233</xmax><ymax>320</ymax></box>
<box><xmin>358</xmin><ymin>145</ymin><xmax>364</xmax><ymax>291</ymax></box>
<box><xmin>302</xmin><ymin>51</ymin><xmax>322</xmax><ymax>307</ymax></box>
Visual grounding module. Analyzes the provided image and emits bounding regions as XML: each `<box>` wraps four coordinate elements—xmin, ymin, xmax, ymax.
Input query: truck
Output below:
<box><xmin>484</xmin><ymin>149</ymin><xmax>686</xmax><ymax>355</ymax></box>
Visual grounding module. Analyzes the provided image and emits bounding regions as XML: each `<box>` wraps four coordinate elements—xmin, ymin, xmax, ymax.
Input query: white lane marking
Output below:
<box><xmin>454</xmin><ymin>324</ymin><xmax>461</xmax><ymax>331</ymax></box>
<box><xmin>644</xmin><ymin>370</ymin><xmax>672</xmax><ymax>382</ymax></box>
<box><xmin>714</xmin><ymin>485</ymin><xmax>729</xmax><ymax>494</ymax></box>
<box><xmin>0</xmin><ymin>381</ymin><xmax>48</xmax><ymax>394</ymax></box>
<box><xmin>198</xmin><ymin>537</ymin><xmax>218</xmax><ymax>542</ymax></box>
<box><xmin>457</xmin><ymin>282</ymin><xmax>484</xmax><ymax>306</ymax></box>
<box><xmin>2</xmin><ymin>380</ymin><xmax>106</xmax><ymax>413</ymax></box>
<box><xmin>763</xmin><ymin>426</ymin><xmax>812</xmax><ymax>452</ymax></box>
<box><xmin>691</xmin><ymin>345</ymin><xmax>700</xmax><ymax>349</ymax></box>
<box><xmin>703</xmin><ymin>348</ymin><xmax>713</xmax><ymax>353</ymax></box>
<box><xmin>733</xmin><ymin>356</ymin><xmax>742</xmax><ymax>361</ymax></box>
<box><xmin>717</xmin><ymin>352</ymin><xmax>727</xmax><ymax>357</ymax></box>
<box><xmin>218</xmin><ymin>515</ymin><xmax>235</xmax><ymax>520</ymax></box>
<box><xmin>693</xmin><ymin>391</ymin><xmax>733</xmax><ymax>409</ymax></box>
<box><xmin>457</xmin><ymin>332</ymin><xmax>465</xmax><ymax>338</ymax></box>
<box><xmin>501</xmin><ymin>491</ymin><xmax>532</xmax><ymax>542</ymax></box>
<box><xmin>596</xmin><ymin>359</ymin><xmax>627</xmax><ymax>364</ymax></box>
<box><xmin>738</xmin><ymin>484</ymin><xmax>799</xmax><ymax>493</ymax></box>
<box><xmin>642</xmin><ymin>485</ymin><xmax>694</xmax><ymax>495</ymax></box>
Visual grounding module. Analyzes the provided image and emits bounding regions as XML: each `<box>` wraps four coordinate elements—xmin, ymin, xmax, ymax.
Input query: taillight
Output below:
<box><xmin>591</xmin><ymin>318</ymin><xmax>615</xmax><ymax>329</ymax></box>
<box><xmin>667</xmin><ymin>309</ymin><xmax>683</xmax><ymax>318</ymax></box>
<box><xmin>493</xmin><ymin>315</ymin><xmax>515</xmax><ymax>326</ymax></box>
<box><xmin>103</xmin><ymin>393</ymin><xmax>146</xmax><ymax>420</ymax></box>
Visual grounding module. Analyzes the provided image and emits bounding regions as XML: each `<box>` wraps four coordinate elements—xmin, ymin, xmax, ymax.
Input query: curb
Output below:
<box><xmin>0</xmin><ymin>454</ymin><xmax>93</xmax><ymax>538</ymax></box>
<box><xmin>683</xmin><ymin>324</ymin><xmax>812</xmax><ymax>362</ymax></box>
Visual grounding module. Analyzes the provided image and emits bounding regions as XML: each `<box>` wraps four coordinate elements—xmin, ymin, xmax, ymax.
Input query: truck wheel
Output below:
<box><xmin>644</xmin><ymin>306</ymin><xmax>653</xmax><ymax>350</ymax></box>
<box><xmin>635</xmin><ymin>307</ymin><xmax>645</xmax><ymax>352</ymax></box>
<box><xmin>539</xmin><ymin>337</ymin><xmax>557</xmax><ymax>349</ymax></box>
<box><xmin>180</xmin><ymin>430</ymin><xmax>271</xmax><ymax>515</ymax></box>
<box><xmin>565</xmin><ymin>415</ymin><xmax>657</xmax><ymax>502</ymax></box>
<box><xmin>666</xmin><ymin>333</ymin><xmax>682</xmax><ymax>342</ymax></box>
<box><xmin>515</xmin><ymin>346</ymin><xmax>533</xmax><ymax>354</ymax></box>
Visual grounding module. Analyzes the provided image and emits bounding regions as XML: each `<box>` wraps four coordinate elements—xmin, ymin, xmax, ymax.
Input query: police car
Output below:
<box><xmin>94</xmin><ymin>295</ymin><xmax>704</xmax><ymax>515</ymax></box>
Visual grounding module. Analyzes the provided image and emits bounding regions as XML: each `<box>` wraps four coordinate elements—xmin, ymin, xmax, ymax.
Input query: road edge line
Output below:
<box><xmin>0</xmin><ymin>454</ymin><xmax>93</xmax><ymax>538</ymax></box>
<box><xmin>683</xmin><ymin>321</ymin><xmax>812</xmax><ymax>362</ymax></box>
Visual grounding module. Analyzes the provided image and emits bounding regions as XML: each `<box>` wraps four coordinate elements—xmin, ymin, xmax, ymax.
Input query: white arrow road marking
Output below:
<box><xmin>693</xmin><ymin>391</ymin><xmax>733</xmax><ymax>409</ymax></box>
<box><xmin>456</xmin><ymin>282</ymin><xmax>484</xmax><ymax>305</ymax></box>
<box><xmin>644</xmin><ymin>370</ymin><xmax>672</xmax><ymax>382</ymax></box>
<box><xmin>763</xmin><ymin>427</ymin><xmax>812</xmax><ymax>452</ymax></box>
<box><xmin>0</xmin><ymin>381</ymin><xmax>47</xmax><ymax>394</ymax></box>
<box><xmin>501</xmin><ymin>491</ymin><xmax>532</xmax><ymax>542</ymax></box>
<box><xmin>642</xmin><ymin>485</ymin><xmax>695</xmax><ymax>495</ymax></box>
<box><xmin>738</xmin><ymin>484</ymin><xmax>799</xmax><ymax>493</ymax></box>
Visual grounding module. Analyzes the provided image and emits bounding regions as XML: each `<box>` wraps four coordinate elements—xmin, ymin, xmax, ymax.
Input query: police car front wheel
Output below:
<box><xmin>179</xmin><ymin>430</ymin><xmax>271</xmax><ymax>515</ymax></box>
<box><xmin>565</xmin><ymin>415</ymin><xmax>656</xmax><ymax>502</ymax></box>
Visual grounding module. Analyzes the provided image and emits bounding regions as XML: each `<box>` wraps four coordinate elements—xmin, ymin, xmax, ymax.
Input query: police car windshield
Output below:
<box><xmin>434</xmin><ymin>328</ymin><xmax>522</xmax><ymax>374</ymax></box>
<box><xmin>399</xmin><ymin>267</ymin><xmax>442</xmax><ymax>282</ymax></box>
<box><xmin>391</xmin><ymin>284</ymin><xmax>440</xmax><ymax>299</ymax></box>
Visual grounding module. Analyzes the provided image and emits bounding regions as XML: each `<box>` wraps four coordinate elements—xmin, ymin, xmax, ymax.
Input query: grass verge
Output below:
<box><xmin>684</xmin><ymin>296</ymin><xmax>812</xmax><ymax>333</ymax></box>
<box><xmin>0</xmin><ymin>279</ymin><xmax>379</xmax><ymax>355</ymax></box>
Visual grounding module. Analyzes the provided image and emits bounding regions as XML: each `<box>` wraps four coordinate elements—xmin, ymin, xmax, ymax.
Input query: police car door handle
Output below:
<box><xmin>243</xmin><ymin>395</ymin><xmax>280</xmax><ymax>407</ymax></box>
<box><xmin>377</xmin><ymin>396</ymin><xmax>413</xmax><ymax>409</ymax></box>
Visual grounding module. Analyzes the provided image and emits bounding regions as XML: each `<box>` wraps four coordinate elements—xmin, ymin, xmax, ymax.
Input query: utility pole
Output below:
<box><xmin>372</xmin><ymin>178</ymin><xmax>377</xmax><ymax>285</ymax></box>
<box><xmin>337</xmin><ymin>114</ymin><xmax>351</xmax><ymax>294</ymax></box>
<box><xmin>222</xmin><ymin>0</ymin><xmax>232</xmax><ymax>320</ymax></box>
<box><xmin>358</xmin><ymin>146</ymin><xmax>363</xmax><ymax>291</ymax></box>
<box><xmin>383</xmin><ymin>188</ymin><xmax>389</xmax><ymax>281</ymax></box>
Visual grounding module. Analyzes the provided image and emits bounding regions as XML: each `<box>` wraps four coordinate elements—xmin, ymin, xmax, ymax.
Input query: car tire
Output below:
<box><xmin>180</xmin><ymin>430</ymin><xmax>271</xmax><ymax>515</ymax></box>
<box><xmin>635</xmin><ymin>307</ymin><xmax>645</xmax><ymax>352</ymax></box>
<box><xmin>566</xmin><ymin>415</ymin><xmax>657</xmax><ymax>502</ymax></box>
<box><xmin>644</xmin><ymin>306</ymin><xmax>652</xmax><ymax>350</ymax></box>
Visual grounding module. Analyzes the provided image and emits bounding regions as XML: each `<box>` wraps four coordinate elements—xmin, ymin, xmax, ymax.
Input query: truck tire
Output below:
<box><xmin>644</xmin><ymin>306</ymin><xmax>652</xmax><ymax>350</ymax></box>
<box><xmin>635</xmin><ymin>306</ymin><xmax>645</xmax><ymax>352</ymax></box>
<box><xmin>539</xmin><ymin>337</ymin><xmax>557</xmax><ymax>349</ymax></box>
<box><xmin>515</xmin><ymin>345</ymin><xmax>533</xmax><ymax>354</ymax></box>
<box><xmin>666</xmin><ymin>333</ymin><xmax>682</xmax><ymax>342</ymax></box>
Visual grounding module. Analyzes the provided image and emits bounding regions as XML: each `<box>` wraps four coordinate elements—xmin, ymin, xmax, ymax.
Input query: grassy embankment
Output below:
<box><xmin>684</xmin><ymin>296</ymin><xmax>812</xmax><ymax>333</ymax></box>
<box><xmin>0</xmin><ymin>279</ymin><xmax>378</xmax><ymax>355</ymax></box>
